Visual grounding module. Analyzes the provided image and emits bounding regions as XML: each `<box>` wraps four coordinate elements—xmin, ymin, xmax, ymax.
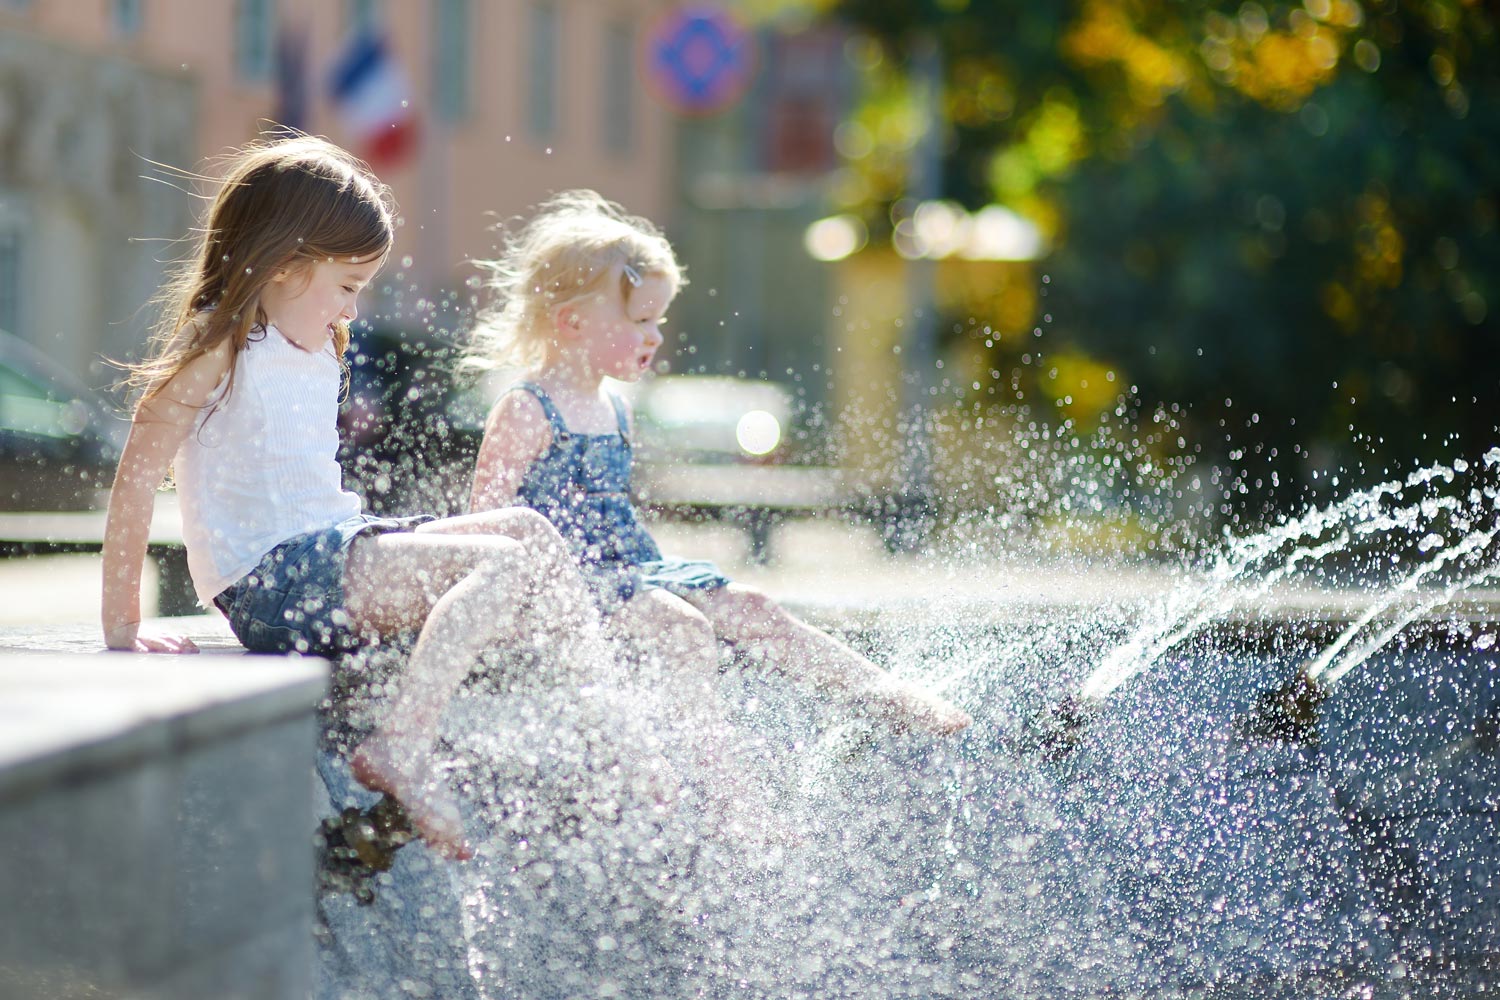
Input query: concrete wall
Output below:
<box><xmin>0</xmin><ymin>644</ymin><xmax>326</xmax><ymax>1000</ymax></box>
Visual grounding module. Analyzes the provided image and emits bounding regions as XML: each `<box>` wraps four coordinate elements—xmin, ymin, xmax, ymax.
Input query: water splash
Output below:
<box><xmin>315</xmin><ymin>435</ymin><xmax>1500</xmax><ymax>997</ymax></box>
<box><xmin>1080</xmin><ymin>452</ymin><xmax>1500</xmax><ymax>703</ymax></box>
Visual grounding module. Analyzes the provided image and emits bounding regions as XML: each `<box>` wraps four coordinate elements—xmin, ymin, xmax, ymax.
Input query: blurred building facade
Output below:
<box><xmin>668</xmin><ymin>23</ymin><xmax>848</xmax><ymax>421</ymax></box>
<box><xmin>0</xmin><ymin>0</ymin><xmax>676</xmax><ymax>388</ymax></box>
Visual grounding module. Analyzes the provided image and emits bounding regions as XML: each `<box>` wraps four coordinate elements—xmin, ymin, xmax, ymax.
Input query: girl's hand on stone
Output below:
<box><xmin>106</xmin><ymin>621</ymin><xmax>199</xmax><ymax>653</ymax></box>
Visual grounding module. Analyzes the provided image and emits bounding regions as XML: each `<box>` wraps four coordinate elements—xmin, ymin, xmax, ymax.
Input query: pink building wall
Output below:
<box><xmin>1</xmin><ymin>0</ymin><xmax>676</xmax><ymax>319</ymax></box>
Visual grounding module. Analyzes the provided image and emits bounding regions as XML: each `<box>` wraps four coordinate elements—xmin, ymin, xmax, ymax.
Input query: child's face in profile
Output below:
<box><xmin>563</xmin><ymin>269</ymin><xmax>673</xmax><ymax>381</ymax></box>
<box><xmin>263</xmin><ymin>254</ymin><xmax>383</xmax><ymax>351</ymax></box>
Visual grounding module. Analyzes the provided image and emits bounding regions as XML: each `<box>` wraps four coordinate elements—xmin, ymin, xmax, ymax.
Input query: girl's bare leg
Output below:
<box><xmin>608</xmin><ymin>588</ymin><xmax>786</xmax><ymax>840</ymax></box>
<box><xmin>607</xmin><ymin>589</ymin><xmax>739</xmax><ymax>776</ymax></box>
<box><xmin>612</xmin><ymin>587</ymin><xmax>723</xmax><ymax>680</ymax></box>
<box><xmin>683</xmin><ymin>584</ymin><xmax>972</xmax><ymax>735</ymax></box>
<box><xmin>418</xmin><ymin>509</ymin><xmax>616</xmax><ymax>671</ymax></box>
<box><xmin>341</xmin><ymin>517</ymin><xmax>610</xmax><ymax>857</ymax></box>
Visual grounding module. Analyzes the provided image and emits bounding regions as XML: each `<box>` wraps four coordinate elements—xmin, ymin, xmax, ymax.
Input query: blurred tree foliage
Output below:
<box><xmin>787</xmin><ymin>0</ymin><xmax>1497</xmax><ymax>510</ymax></box>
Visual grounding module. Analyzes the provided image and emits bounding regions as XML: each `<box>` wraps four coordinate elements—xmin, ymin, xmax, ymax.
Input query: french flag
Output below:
<box><xmin>328</xmin><ymin>31</ymin><xmax>418</xmax><ymax>169</ymax></box>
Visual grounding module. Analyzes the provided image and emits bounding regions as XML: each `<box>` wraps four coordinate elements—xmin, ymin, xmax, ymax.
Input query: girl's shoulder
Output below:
<box><xmin>160</xmin><ymin>313</ymin><xmax>234</xmax><ymax>389</ymax></box>
<box><xmin>163</xmin><ymin>310</ymin><xmax>212</xmax><ymax>352</ymax></box>
<box><xmin>485</xmin><ymin>383</ymin><xmax>552</xmax><ymax>434</ymax></box>
<box><xmin>171</xmin><ymin>311</ymin><xmax>236</xmax><ymax>362</ymax></box>
<box><xmin>480</xmin><ymin>385</ymin><xmax>554</xmax><ymax>463</ymax></box>
<box><xmin>141</xmin><ymin>323</ymin><xmax>235</xmax><ymax>414</ymax></box>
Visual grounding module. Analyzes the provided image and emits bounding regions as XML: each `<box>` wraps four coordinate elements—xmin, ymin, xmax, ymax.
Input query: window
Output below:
<box><xmin>432</xmin><ymin>0</ymin><xmax>470</xmax><ymax>122</ymax></box>
<box><xmin>113</xmin><ymin>0</ymin><xmax>143</xmax><ymax>35</ymax></box>
<box><xmin>347</xmin><ymin>0</ymin><xmax>382</xmax><ymax>35</ymax></box>
<box><xmin>603</xmin><ymin>18</ymin><xmax>635</xmax><ymax>155</ymax></box>
<box><xmin>235</xmin><ymin>0</ymin><xmax>274</xmax><ymax>82</ymax></box>
<box><xmin>0</xmin><ymin>196</ymin><xmax>24</xmax><ymax>337</ymax></box>
<box><xmin>0</xmin><ymin>227</ymin><xmax>20</xmax><ymax>336</ymax></box>
<box><xmin>526</xmin><ymin>1</ymin><xmax>559</xmax><ymax>141</ymax></box>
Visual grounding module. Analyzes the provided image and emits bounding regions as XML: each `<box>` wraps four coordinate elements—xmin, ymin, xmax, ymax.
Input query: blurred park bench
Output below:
<box><xmin>627</xmin><ymin>375</ymin><xmax>885</xmax><ymax>562</ymax></box>
<box><xmin>0</xmin><ymin>492</ymin><xmax>197</xmax><ymax>616</ymax></box>
<box><xmin>635</xmin><ymin>460</ymin><xmax>874</xmax><ymax>563</ymax></box>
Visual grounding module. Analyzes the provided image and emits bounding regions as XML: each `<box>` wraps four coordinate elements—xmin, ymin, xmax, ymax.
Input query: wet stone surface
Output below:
<box><xmin>0</xmin><ymin>619</ymin><xmax>325</xmax><ymax>1000</ymax></box>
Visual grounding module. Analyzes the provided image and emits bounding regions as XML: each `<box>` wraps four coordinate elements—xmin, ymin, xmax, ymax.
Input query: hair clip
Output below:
<box><xmin>622</xmin><ymin>263</ymin><xmax>643</xmax><ymax>287</ymax></box>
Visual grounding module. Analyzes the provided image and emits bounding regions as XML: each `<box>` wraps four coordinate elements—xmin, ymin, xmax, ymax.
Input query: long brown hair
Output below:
<box><xmin>128</xmin><ymin>134</ymin><xmax>394</xmax><ymax>405</ymax></box>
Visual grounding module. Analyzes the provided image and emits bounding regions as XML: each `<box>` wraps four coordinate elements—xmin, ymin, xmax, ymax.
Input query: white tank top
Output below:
<box><xmin>173</xmin><ymin>325</ymin><xmax>362</xmax><ymax>604</ymax></box>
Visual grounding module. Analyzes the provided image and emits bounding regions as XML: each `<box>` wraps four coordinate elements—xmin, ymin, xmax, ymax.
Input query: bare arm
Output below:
<box><xmin>102</xmin><ymin>339</ymin><xmax>232</xmax><ymax>651</ymax></box>
<box><xmin>468</xmin><ymin>391</ymin><xmax>552</xmax><ymax>512</ymax></box>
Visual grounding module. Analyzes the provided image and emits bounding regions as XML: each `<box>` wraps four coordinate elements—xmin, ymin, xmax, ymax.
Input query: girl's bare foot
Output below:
<box><xmin>349</xmin><ymin>733</ymin><xmax>475</xmax><ymax>860</ymax></box>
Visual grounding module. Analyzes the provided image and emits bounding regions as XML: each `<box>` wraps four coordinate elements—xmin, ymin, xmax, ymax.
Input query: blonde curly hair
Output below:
<box><xmin>465</xmin><ymin>190</ymin><xmax>683</xmax><ymax>370</ymax></box>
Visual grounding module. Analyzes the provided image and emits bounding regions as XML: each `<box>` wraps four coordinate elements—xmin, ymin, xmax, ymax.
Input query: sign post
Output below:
<box><xmin>645</xmin><ymin>4</ymin><xmax>757</xmax><ymax>116</ymax></box>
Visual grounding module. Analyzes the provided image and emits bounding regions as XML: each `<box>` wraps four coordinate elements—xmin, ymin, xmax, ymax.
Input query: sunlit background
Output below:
<box><xmin>5</xmin><ymin>6</ymin><xmax>1500</xmax><ymax>999</ymax></box>
<box><xmin>0</xmin><ymin>0</ymin><xmax>1488</xmax><ymax>587</ymax></box>
<box><xmin>1</xmin><ymin>0</ymin><xmax>1496</xmax><ymax>586</ymax></box>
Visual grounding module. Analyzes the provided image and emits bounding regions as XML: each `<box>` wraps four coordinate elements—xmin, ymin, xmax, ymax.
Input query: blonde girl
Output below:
<box><xmin>103</xmin><ymin>137</ymin><xmax>619</xmax><ymax>859</ymax></box>
<box><xmin>465</xmin><ymin>190</ymin><xmax>971</xmax><ymax>736</ymax></box>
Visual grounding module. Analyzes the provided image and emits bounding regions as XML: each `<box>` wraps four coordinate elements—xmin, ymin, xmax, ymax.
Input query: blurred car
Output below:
<box><xmin>627</xmin><ymin>375</ymin><xmax>796</xmax><ymax>466</ymax></box>
<box><xmin>446</xmin><ymin>370</ymin><xmax>805</xmax><ymax>469</ymax></box>
<box><xmin>338</xmin><ymin>326</ymin><xmax>810</xmax><ymax>518</ymax></box>
<box><xmin>338</xmin><ymin>326</ymin><xmax>477</xmax><ymax>517</ymax></box>
<box><xmin>0</xmin><ymin>329</ymin><xmax>126</xmax><ymax>510</ymax></box>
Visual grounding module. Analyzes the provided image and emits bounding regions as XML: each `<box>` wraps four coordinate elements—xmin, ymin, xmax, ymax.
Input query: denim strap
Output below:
<box><xmin>506</xmin><ymin>381</ymin><xmax>571</xmax><ymax>439</ymax></box>
<box><xmin>604</xmin><ymin>391</ymin><xmax>631</xmax><ymax>443</ymax></box>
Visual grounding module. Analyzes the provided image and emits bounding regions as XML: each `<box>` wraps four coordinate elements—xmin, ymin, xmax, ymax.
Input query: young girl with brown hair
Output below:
<box><xmin>102</xmin><ymin>137</ymin><xmax>620</xmax><ymax>859</ymax></box>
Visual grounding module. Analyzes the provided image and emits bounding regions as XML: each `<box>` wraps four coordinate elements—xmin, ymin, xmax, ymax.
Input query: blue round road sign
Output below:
<box><xmin>646</xmin><ymin>4</ymin><xmax>757</xmax><ymax>115</ymax></box>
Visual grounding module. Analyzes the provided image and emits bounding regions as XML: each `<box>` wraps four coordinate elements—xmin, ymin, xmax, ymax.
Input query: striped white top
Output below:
<box><xmin>173</xmin><ymin>325</ymin><xmax>361</xmax><ymax>604</ymax></box>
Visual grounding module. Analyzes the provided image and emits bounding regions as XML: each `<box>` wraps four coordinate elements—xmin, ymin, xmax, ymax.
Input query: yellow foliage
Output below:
<box><xmin>1321</xmin><ymin>281</ymin><xmax>1358</xmax><ymax>330</ymax></box>
<box><xmin>1323</xmin><ymin>0</ymin><xmax>1365</xmax><ymax>29</ymax></box>
<box><xmin>948</xmin><ymin>57</ymin><xmax>1016</xmax><ymax>128</ymax></box>
<box><xmin>1227</xmin><ymin>29</ymin><xmax>1343</xmax><ymax>109</ymax></box>
<box><xmin>935</xmin><ymin>259</ymin><xmax>1037</xmax><ymax>335</ymax></box>
<box><xmin>1063</xmin><ymin>0</ymin><xmax>1197</xmax><ymax>106</ymax></box>
<box><xmin>1028</xmin><ymin>99</ymin><xmax>1089</xmax><ymax>173</ymax></box>
<box><xmin>733</xmin><ymin>0</ymin><xmax>840</xmax><ymax>22</ymax></box>
<box><xmin>1354</xmin><ymin>193</ymin><xmax>1405</xmax><ymax>287</ymax></box>
<box><xmin>835</xmin><ymin>64</ymin><xmax>928</xmax><ymax>209</ymax></box>
<box><xmin>1041</xmin><ymin>350</ymin><xmax>1121</xmax><ymax>423</ymax></box>
<box><xmin>1198</xmin><ymin>2</ymin><xmax>1359</xmax><ymax>111</ymax></box>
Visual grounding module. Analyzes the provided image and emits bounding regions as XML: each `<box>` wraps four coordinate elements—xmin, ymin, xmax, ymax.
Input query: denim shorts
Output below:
<box><xmin>213</xmin><ymin>513</ymin><xmax>434</xmax><ymax>656</ymax></box>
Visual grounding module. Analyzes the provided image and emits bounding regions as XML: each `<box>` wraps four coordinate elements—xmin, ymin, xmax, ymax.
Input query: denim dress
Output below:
<box><xmin>508</xmin><ymin>381</ymin><xmax>729</xmax><ymax>611</ymax></box>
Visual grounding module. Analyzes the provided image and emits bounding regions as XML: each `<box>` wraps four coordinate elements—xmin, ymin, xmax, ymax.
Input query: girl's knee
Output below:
<box><xmin>507</xmin><ymin>506</ymin><xmax>553</xmax><ymax>535</ymax></box>
<box><xmin>671</xmin><ymin>603</ymin><xmax>715</xmax><ymax>647</ymax></box>
<box><xmin>703</xmin><ymin>585</ymin><xmax>792</xmax><ymax>640</ymax></box>
<box><xmin>625</xmin><ymin>591</ymin><xmax>715</xmax><ymax>646</ymax></box>
<box><xmin>457</xmin><ymin>536</ymin><xmax>528</xmax><ymax>583</ymax></box>
<box><xmin>724</xmin><ymin>585</ymin><xmax>785</xmax><ymax>620</ymax></box>
<box><xmin>441</xmin><ymin>542</ymin><xmax>535</xmax><ymax>612</ymax></box>
<box><xmin>504</xmin><ymin>508</ymin><xmax>569</xmax><ymax>554</ymax></box>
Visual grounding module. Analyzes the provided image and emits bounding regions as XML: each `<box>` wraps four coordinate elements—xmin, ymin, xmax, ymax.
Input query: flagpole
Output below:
<box><xmin>423</xmin><ymin>117</ymin><xmax>449</xmax><ymax>336</ymax></box>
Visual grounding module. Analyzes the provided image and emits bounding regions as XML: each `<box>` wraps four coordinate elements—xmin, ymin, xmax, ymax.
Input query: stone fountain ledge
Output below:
<box><xmin>0</xmin><ymin>615</ymin><xmax>327</xmax><ymax>1000</ymax></box>
<box><xmin>771</xmin><ymin>562</ymin><xmax>1500</xmax><ymax>633</ymax></box>
<box><xmin>2</xmin><ymin>581</ymin><xmax>1497</xmax><ymax>1000</ymax></box>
